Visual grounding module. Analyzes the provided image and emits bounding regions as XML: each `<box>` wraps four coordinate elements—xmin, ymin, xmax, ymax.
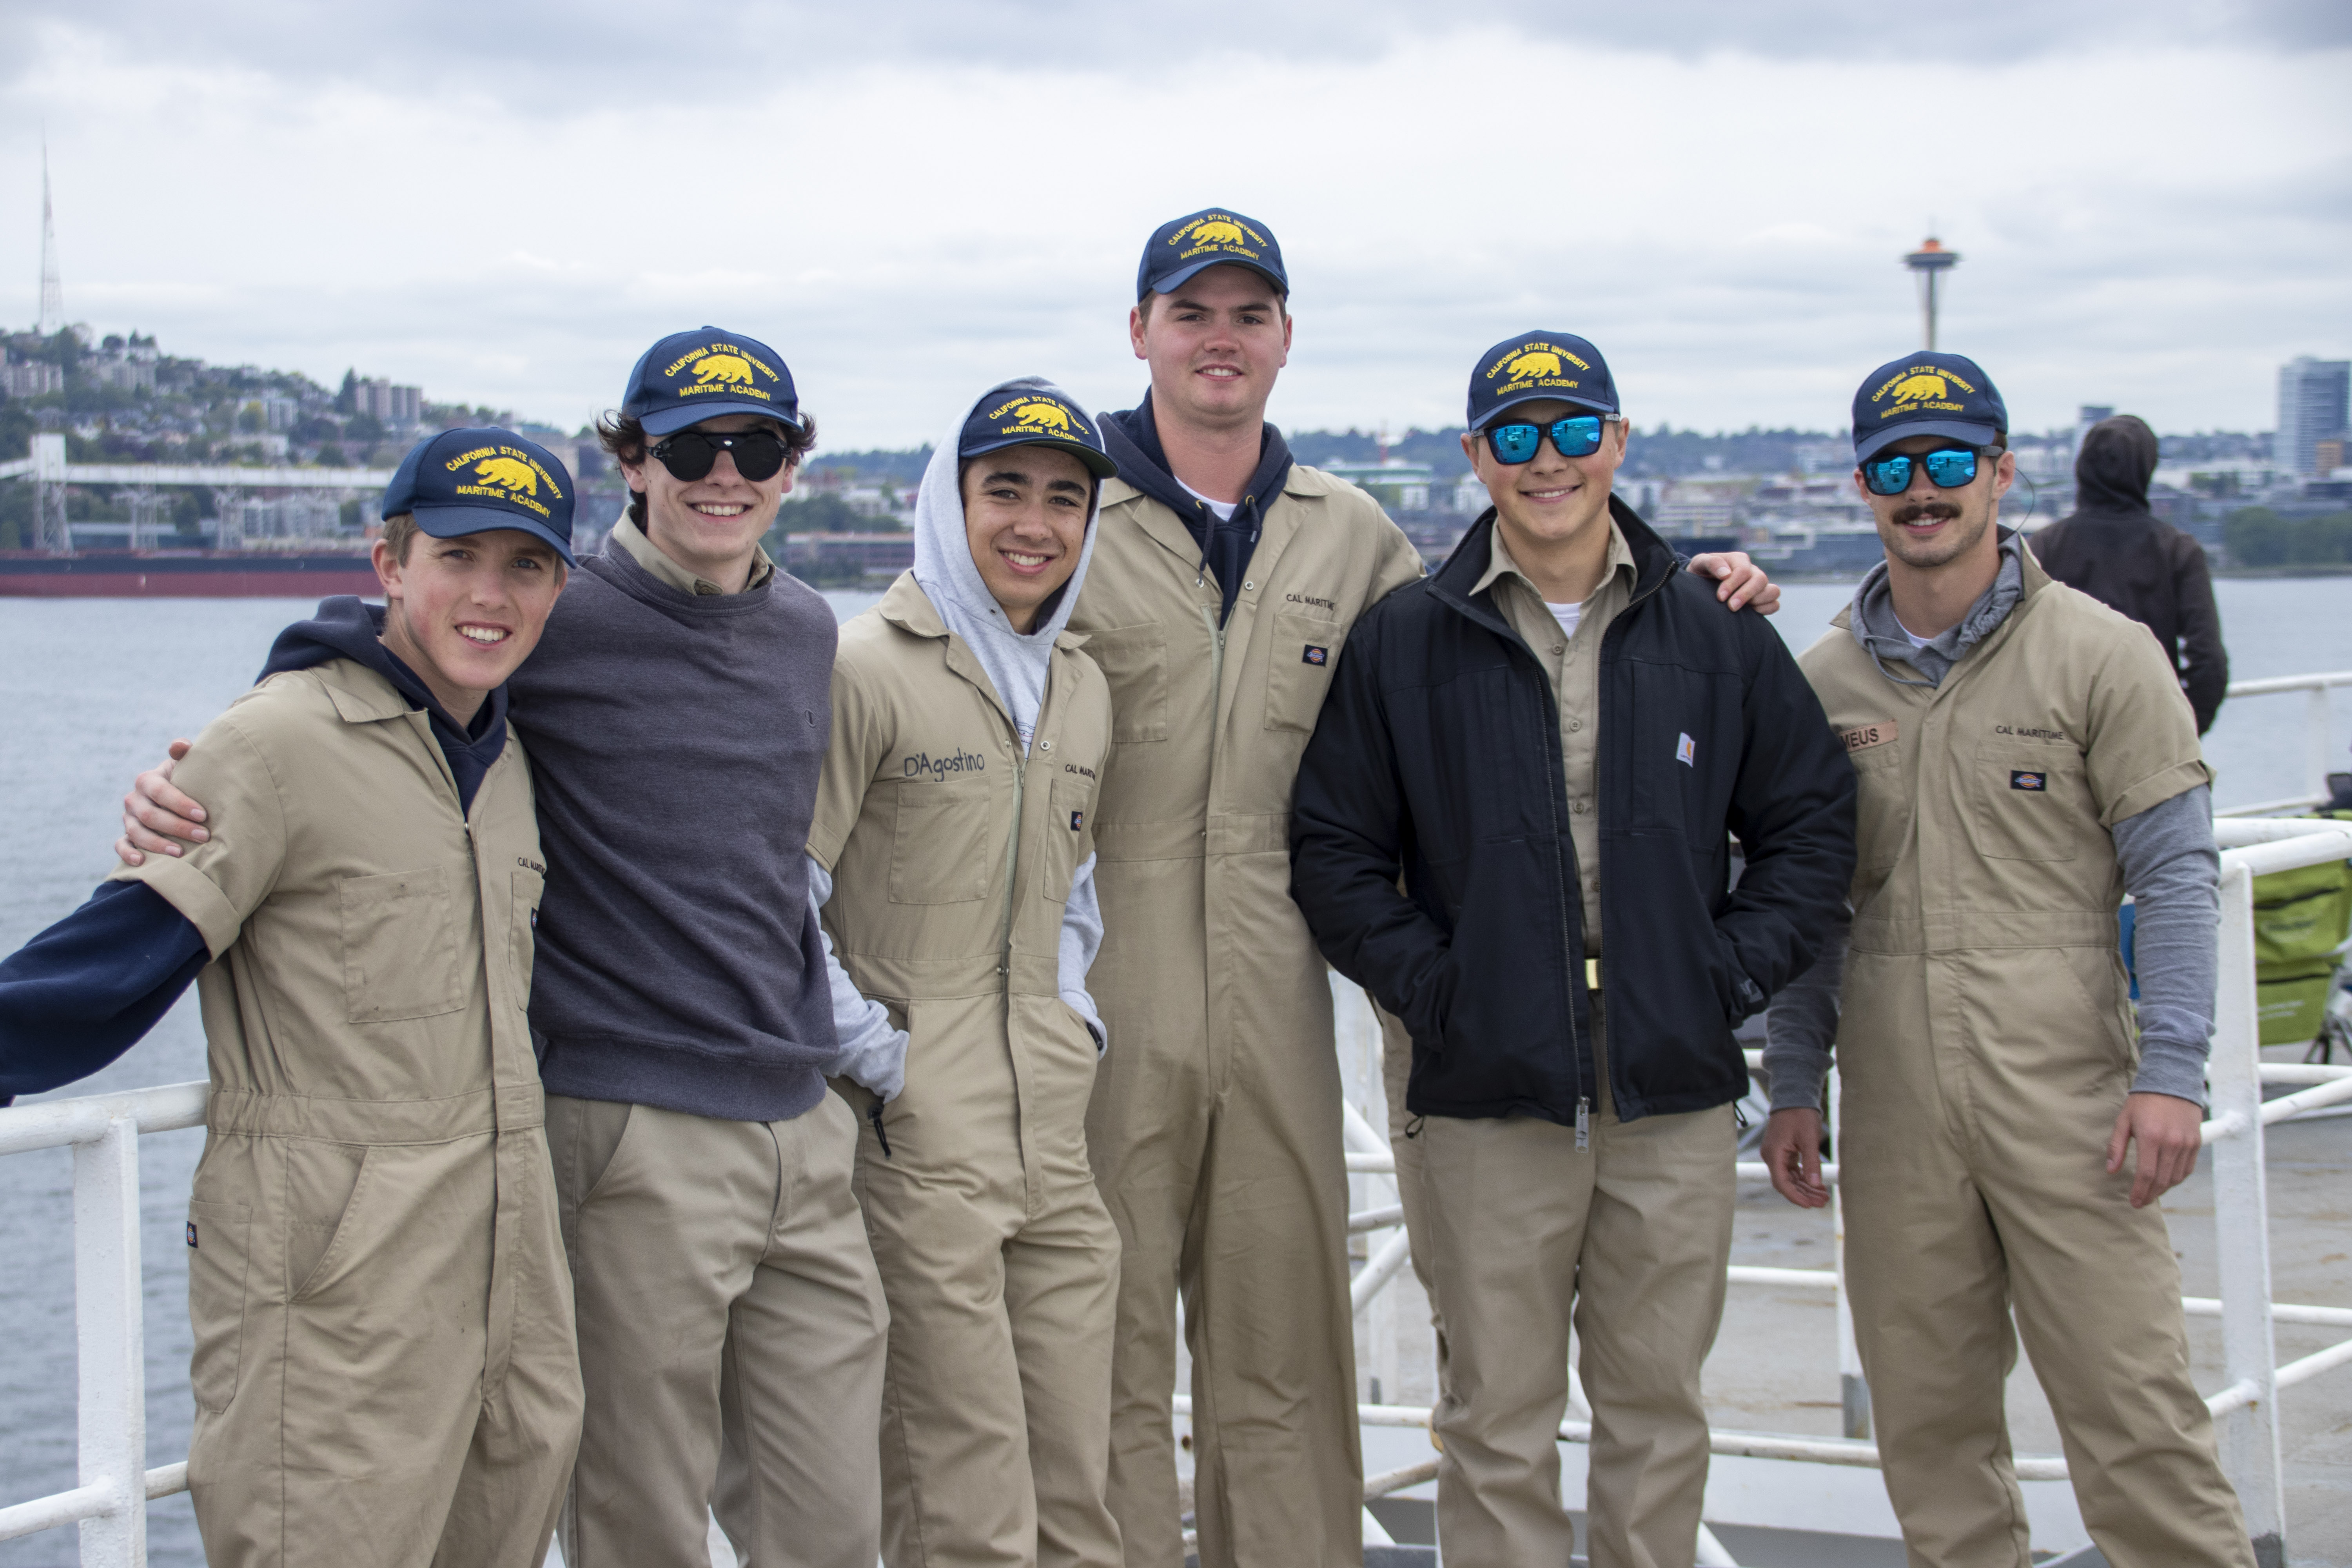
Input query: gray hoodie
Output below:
<box><xmin>815</xmin><ymin>378</ymin><xmax>1110</xmax><ymax>1098</ymax></box>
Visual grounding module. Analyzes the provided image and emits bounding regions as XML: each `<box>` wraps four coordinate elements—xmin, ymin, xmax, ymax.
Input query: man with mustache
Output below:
<box><xmin>1760</xmin><ymin>353</ymin><xmax>2256</xmax><ymax>1566</ymax></box>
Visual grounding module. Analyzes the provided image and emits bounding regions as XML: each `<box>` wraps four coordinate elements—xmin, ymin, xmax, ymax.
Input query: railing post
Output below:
<box><xmin>2211</xmin><ymin>863</ymin><xmax>2285</xmax><ymax>1567</ymax></box>
<box><xmin>1830</xmin><ymin>1067</ymin><xmax>1870</xmax><ymax>1440</ymax></box>
<box><xmin>2307</xmin><ymin>685</ymin><xmax>2334</xmax><ymax>808</ymax></box>
<box><xmin>73</xmin><ymin>1115</ymin><xmax>147</xmax><ymax>1567</ymax></box>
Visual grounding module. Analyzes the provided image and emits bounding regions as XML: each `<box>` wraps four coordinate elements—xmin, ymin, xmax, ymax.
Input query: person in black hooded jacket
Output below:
<box><xmin>2030</xmin><ymin>414</ymin><xmax>2229</xmax><ymax>733</ymax></box>
<box><xmin>1289</xmin><ymin>331</ymin><xmax>1855</xmax><ymax>1566</ymax></box>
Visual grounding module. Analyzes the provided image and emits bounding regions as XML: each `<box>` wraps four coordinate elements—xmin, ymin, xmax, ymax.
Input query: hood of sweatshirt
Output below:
<box><xmin>259</xmin><ymin>594</ymin><xmax>509</xmax><ymax>811</ymax></box>
<box><xmin>910</xmin><ymin>377</ymin><xmax>1105</xmax><ymax>751</ymax></box>
<box><xmin>2073</xmin><ymin>414</ymin><xmax>2161</xmax><ymax>516</ymax></box>
<box><xmin>1848</xmin><ymin>526</ymin><xmax>2027</xmax><ymax>689</ymax></box>
<box><xmin>1099</xmin><ymin>390</ymin><xmax>1294</xmax><ymax>624</ymax></box>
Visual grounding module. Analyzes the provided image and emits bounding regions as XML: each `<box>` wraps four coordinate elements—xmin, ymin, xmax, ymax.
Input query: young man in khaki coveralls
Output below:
<box><xmin>810</xmin><ymin>379</ymin><xmax>1122</xmax><ymax>1568</ymax></box>
<box><xmin>1290</xmin><ymin>333</ymin><xmax>1855</xmax><ymax>1568</ymax></box>
<box><xmin>2</xmin><ymin>429</ymin><xmax>583</xmax><ymax>1567</ymax></box>
<box><xmin>1076</xmin><ymin>217</ymin><xmax>1782</xmax><ymax>1568</ymax></box>
<box><xmin>1761</xmin><ymin>352</ymin><xmax>2258</xmax><ymax>1568</ymax></box>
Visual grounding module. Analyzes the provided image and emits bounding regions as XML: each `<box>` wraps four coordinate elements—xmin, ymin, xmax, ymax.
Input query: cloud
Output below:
<box><xmin>1</xmin><ymin>15</ymin><xmax>2345</xmax><ymax>445</ymax></box>
<box><xmin>4</xmin><ymin>1</ymin><xmax>2343</xmax><ymax>103</ymax></box>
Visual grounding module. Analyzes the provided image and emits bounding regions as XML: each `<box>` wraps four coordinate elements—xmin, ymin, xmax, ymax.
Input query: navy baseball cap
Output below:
<box><xmin>958</xmin><ymin>383</ymin><xmax>1118</xmax><ymax>480</ymax></box>
<box><xmin>1138</xmin><ymin>209</ymin><xmax>1288</xmax><ymax>300</ymax></box>
<box><xmin>622</xmin><ymin>327</ymin><xmax>803</xmax><ymax>437</ymax></box>
<box><xmin>381</xmin><ymin>428</ymin><xmax>577</xmax><ymax>565</ymax></box>
<box><xmin>1852</xmin><ymin>353</ymin><xmax>2007</xmax><ymax>463</ymax></box>
<box><xmin>1466</xmin><ymin>332</ymin><xmax>1619</xmax><ymax>430</ymax></box>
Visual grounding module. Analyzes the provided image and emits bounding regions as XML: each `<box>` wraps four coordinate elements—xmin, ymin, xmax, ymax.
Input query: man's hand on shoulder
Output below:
<box><xmin>1761</xmin><ymin>1107</ymin><xmax>1829</xmax><ymax>1208</ymax></box>
<box><xmin>116</xmin><ymin>740</ymin><xmax>207</xmax><ymax>867</ymax></box>
<box><xmin>2107</xmin><ymin>1091</ymin><xmax>2203</xmax><ymax>1209</ymax></box>
<box><xmin>1687</xmin><ymin>552</ymin><xmax>1780</xmax><ymax>615</ymax></box>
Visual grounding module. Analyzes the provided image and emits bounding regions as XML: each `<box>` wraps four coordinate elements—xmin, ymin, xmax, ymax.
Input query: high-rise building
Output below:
<box><xmin>351</xmin><ymin>378</ymin><xmax>423</xmax><ymax>428</ymax></box>
<box><xmin>2278</xmin><ymin>356</ymin><xmax>2350</xmax><ymax>476</ymax></box>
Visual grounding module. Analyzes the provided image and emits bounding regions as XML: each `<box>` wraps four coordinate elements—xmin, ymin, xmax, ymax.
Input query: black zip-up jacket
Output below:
<box><xmin>1289</xmin><ymin>502</ymin><xmax>1856</xmax><ymax>1125</ymax></box>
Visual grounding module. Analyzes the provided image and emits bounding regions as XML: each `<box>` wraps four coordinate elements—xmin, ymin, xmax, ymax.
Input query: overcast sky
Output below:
<box><xmin>2</xmin><ymin>2</ymin><xmax>2345</xmax><ymax>448</ymax></box>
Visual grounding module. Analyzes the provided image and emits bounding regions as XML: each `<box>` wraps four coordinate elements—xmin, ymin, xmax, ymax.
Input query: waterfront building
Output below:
<box><xmin>2278</xmin><ymin>356</ymin><xmax>2350</xmax><ymax>475</ymax></box>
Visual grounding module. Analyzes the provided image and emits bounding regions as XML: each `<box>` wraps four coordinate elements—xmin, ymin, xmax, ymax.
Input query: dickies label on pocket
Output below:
<box><xmin>2010</xmin><ymin>768</ymin><xmax>2047</xmax><ymax>792</ymax></box>
<box><xmin>187</xmin><ymin>1221</ymin><xmax>199</xmax><ymax>1249</ymax></box>
<box><xmin>1301</xmin><ymin>644</ymin><xmax>1328</xmax><ymax>666</ymax></box>
<box><xmin>1069</xmin><ymin>811</ymin><xmax>1084</xmax><ymax>831</ymax></box>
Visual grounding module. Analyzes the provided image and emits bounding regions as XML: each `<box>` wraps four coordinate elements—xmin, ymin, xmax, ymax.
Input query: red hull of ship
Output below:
<box><xmin>0</xmin><ymin>553</ymin><xmax>381</xmax><ymax>599</ymax></box>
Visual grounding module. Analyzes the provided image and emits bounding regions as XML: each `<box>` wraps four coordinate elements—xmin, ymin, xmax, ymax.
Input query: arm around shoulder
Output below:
<box><xmin>113</xmin><ymin>702</ymin><xmax>294</xmax><ymax>957</ymax></box>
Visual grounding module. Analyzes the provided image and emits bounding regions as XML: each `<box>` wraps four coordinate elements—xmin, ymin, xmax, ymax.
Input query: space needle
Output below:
<box><xmin>1903</xmin><ymin>235</ymin><xmax>1960</xmax><ymax>351</ymax></box>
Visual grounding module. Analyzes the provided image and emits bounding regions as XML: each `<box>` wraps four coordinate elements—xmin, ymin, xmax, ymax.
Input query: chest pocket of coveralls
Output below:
<box><xmin>1263</xmin><ymin>610</ymin><xmax>1345</xmax><ymax>733</ymax></box>
<box><xmin>1083</xmin><ymin>624</ymin><xmax>1168</xmax><ymax>744</ymax></box>
<box><xmin>340</xmin><ymin>867</ymin><xmax>465</xmax><ymax>1023</ymax></box>
<box><xmin>1848</xmin><ymin>737</ymin><xmax>1910</xmax><ymax>871</ymax></box>
<box><xmin>890</xmin><ymin>777</ymin><xmax>994</xmax><ymax>904</ymax></box>
<box><xmin>511</xmin><ymin>866</ymin><xmax>544</xmax><ymax>1007</ymax></box>
<box><xmin>1969</xmin><ymin>743</ymin><xmax>2086</xmax><ymax>862</ymax></box>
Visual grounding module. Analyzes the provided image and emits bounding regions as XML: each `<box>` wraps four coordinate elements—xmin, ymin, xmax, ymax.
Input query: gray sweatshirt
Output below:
<box><xmin>818</xmin><ymin>378</ymin><xmax>1110</xmax><ymax>1099</ymax></box>
<box><xmin>518</xmin><ymin>539</ymin><xmax>841</xmax><ymax>1123</ymax></box>
<box><xmin>1764</xmin><ymin>535</ymin><xmax>2221</xmax><ymax>1110</ymax></box>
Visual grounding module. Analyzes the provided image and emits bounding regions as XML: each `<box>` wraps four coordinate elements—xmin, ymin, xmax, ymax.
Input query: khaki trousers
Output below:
<box><xmin>840</xmin><ymin>992</ymin><xmax>1123</xmax><ymax>1568</ymax></box>
<box><xmin>1086</xmin><ymin>966</ymin><xmax>1362</xmax><ymax>1568</ymax></box>
<box><xmin>1840</xmin><ymin>953</ymin><xmax>2256</xmax><ymax>1568</ymax></box>
<box><xmin>1379</xmin><ymin>1005</ymin><xmax>1447</xmax><ymax>1371</ymax></box>
<box><xmin>1417</xmin><ymin>1056</ymin><xmax>1734</xmax><ymax>1568</ymax></box>
<box><xmin>547</xmin><ymin>1092</ymin><xmax>890</xmax><ymax>1568</ymax></box>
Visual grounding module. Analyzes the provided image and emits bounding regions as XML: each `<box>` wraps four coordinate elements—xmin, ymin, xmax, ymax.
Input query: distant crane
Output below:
<box><xmin>1902</xmin><ymin>236</ymin><xmax>1960</xmax><ymax>351</ymax></box>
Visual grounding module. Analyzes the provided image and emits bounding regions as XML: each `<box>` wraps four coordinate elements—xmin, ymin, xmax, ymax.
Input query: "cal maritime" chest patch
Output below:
<box><xmin>1840</xmin><ymin>720</ymin><xmax>1897</xmax><ymax>753</ymax></box>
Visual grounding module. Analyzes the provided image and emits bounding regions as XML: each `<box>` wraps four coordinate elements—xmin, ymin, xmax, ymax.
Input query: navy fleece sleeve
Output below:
<box><xmin>0</xmin><ymin>882</ymin><xmax>209</xmax><ymax>1104</ymax></box>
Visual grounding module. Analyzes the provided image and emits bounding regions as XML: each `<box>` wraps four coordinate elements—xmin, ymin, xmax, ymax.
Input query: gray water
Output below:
<box><xmin>0</xmin><ymin>577</ymin><xmax>2345</xmax><ymax>1564</ymax></box>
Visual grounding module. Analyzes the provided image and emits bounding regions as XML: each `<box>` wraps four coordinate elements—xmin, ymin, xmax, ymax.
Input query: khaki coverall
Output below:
<box><xmin>811</xmin><ymin>573</ymin><xmax>1122</xmax><ymax>1568</ymax></box>
<box><xmin>1799</xmin><ymin>549</ymin><xmax>2254</xmax><ymax>1567</ymax></box>
<box><xmin>1068</xmin><ymin>466</ymin><xmax>1424</xmax><ymax>1568</ymax></box>
<box><xmin>1415</xmin><ymin>526</ymin><xmax>1737</xmax><ymax>1568</ymax></box>
<box><xmin>120</xmin><ymin>658</ymin><xmax>582</xmax><ymax>1568</ymax></box>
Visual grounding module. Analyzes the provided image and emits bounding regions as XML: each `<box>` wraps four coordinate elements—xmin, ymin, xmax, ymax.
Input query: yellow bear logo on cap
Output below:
<box><xmin>1192</xmin><ymin>219</ymin><xmax>1247</xmax><ymax>247</ymax></box>
<box><xmin>1506</xmin><ymin>350</ymin><xmax>1565</xmax><ymax>381</ymax></box>
<box><xmin>1889</xmin><ymin>372</ymin><xmax>1949</xmax><ymax>408</ymax></box>
<box><xmin>690</xmin><ymin>353</ymin><xmax>758</xmax><ymax>388</ymax></box>
<box><xmin>1013</xmin><ymin>401</ymin><xmax>1074</xmax><ymax>433</ymax></box>
<box><xmin>475</xmin><ymin>456</ymin><xmax>539</xmax><ymax>495</ymax></box>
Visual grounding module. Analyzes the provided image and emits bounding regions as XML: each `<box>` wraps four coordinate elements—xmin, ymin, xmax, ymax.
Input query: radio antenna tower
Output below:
<box><xmin>1902</xmin><ymin>233</ymin><xmax>1959</xmax><ymax>351</ymax></box>
<box><xmin>37</xmin><ymin>133</ymin><xmax>64</xmax><ymax>335</ymax></box>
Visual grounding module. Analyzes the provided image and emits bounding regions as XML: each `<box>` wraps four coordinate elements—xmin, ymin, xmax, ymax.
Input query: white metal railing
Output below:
<box><xmin>1319</xmin><ymin>813</ymin><xmax>2352</xmax><ymax>1563</ymax></box>
<box><xmin>2214</xmin><ymin>670</ymin><xmax>2352</xmax><ymax>817</ymax></box>
<box><xmin>5</xmin><ymin>832</ymin><xmax>2350</xmax><ymax>1563</ymax></box>
<box><xmin>0</xmin><ymin>1081</ymin><xmax>206</xmax><ymax>1561</ymax></box>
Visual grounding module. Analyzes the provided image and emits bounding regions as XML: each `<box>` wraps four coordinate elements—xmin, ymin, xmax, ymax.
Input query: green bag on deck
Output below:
<box><xmin>2251</xmin><ymin>830</ymin><xmax>2352</xmax><ymax>1046</ymax></box>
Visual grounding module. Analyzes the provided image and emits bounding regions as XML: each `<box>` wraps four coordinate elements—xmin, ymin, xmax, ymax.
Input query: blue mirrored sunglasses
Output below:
<box><xmin>1862</xmin><ymin>446</ymin><xmax>1987</xmax><ymax>497</ymax></box>
<box><xmin>1483</xmin><ymin>415</ymin><xmax>1608</xmax><ymax>465</ymax></box>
